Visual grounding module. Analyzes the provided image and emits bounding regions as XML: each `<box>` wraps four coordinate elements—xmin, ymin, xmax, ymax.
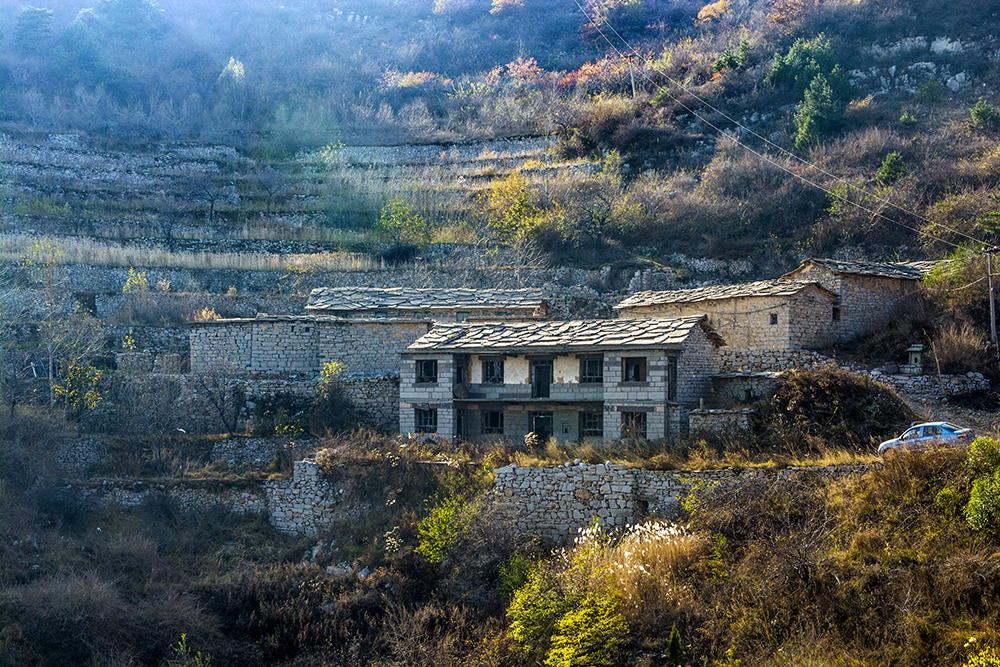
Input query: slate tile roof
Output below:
<box><xmin>406</xmin><ymin>316</ymin><xmax>723</xmax><ymax>353</ymax></box>
<box><xmin>306</xmin><ymin>287</ymin><xmax>545</xmax><ymax>313</ymax></box>
<box><xmin>783</xmin><ymin>258</ymin><xmax>936</xmax><ymax>280</ymax></box>
<box><xmin>614</xmin><ymin>280</ymin><xmax>829</xmax><ymax>310</ymax></box>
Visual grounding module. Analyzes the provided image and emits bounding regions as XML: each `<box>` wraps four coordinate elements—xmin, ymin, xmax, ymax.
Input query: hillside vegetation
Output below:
<box><xmin>3</xmin><ymin>0</ymin><xmax>1000</xmax><ymax>267</ymax></box>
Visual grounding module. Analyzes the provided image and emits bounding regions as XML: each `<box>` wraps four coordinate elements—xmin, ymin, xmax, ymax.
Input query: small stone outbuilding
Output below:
<box><xmin>781</xmin><ymin>258</ymin><xmax>934</xmax><ymax>342</ymax></box>
<box><xmin>614</xmin><ymin>280</ymin><xmax>838</xmax><ymax>351</ymax></box>
<box><xmin>305</xmin><ymin>287</ymin><xmax>548</xmax><ymax>322</ymax></box>
<box><xmin>399</xmin><ymin>316</ymin><xmax>724</xmax><ymax>443</ymax></box>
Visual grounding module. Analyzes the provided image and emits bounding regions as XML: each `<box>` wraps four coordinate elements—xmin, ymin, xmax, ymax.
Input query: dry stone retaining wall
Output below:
<box><xmin>493</xmin><ymin>462</ymin><xmax>865</xmax><ymax>544</ymax></box>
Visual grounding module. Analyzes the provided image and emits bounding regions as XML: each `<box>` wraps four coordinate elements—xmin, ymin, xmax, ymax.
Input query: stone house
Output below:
<box><xmin>305</xmin><ymin>287</ymin><xmax>548</xmax><ymax>322</ymax></box>
<box><xmin>781</xmin><ymin>258</ymin><xmax>934</xmax><ymax>342</ymax></box>
<box><xmin>614</xmin><ymin>280</ymin><xmax>838</xmax><ymax>351</ymax></box>
<box><xmin>399</xmin><ymin>316</ymin><xmax>724</xmax><ymax>443</ymax></box>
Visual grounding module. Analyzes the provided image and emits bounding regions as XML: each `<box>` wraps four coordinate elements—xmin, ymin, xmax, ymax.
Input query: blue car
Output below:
<box><xmin>878</xmin><ymin>421</ymin><xmax>974</xmax><ymax>455</ymax></box>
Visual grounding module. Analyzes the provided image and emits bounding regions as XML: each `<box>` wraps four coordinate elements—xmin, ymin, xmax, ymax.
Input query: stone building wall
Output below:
<box><xmin>688</xmin><ymin>408</ymin><xmax>755</xmax><ymax>434</ymax></box>
<box><xmin>617</xmin><ymin>287</ymin><xmax>836</xmax><ymax>351</ymax></box>
<box><xmin>189</xmin><ymin>317</ymin><xmax>431</xmax><ymax>376</ymax></box>
<box><xmin>790</xmin><ymin>266</ymin><xmax>919</xmax><ymax>343</ymax></box>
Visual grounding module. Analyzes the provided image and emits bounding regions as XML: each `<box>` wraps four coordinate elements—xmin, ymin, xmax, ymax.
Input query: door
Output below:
<box><xmin>531</xmin><ymin>411</ymin><xmax>553</xmax><ymax>441</ymax></box>
<box><xmin>531</xmin><ymin>359</ymin><xmax>553</xmax><ymax>398</ymax></box>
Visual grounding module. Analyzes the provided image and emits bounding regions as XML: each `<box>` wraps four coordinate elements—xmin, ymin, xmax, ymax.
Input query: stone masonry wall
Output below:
<box><xmin>619</xmin><ymin>287</ymin><xmax>836</xmax><ymax>351</ymax></box>
<box><xmin>189</xmin><ymin>317</ymin><xmax>431</xmax><ymax>376</ymax></box>
<box><xmin>492</xmin><ymin>462</ymin><xmax>864</xmax><ymax>544</ymax></box>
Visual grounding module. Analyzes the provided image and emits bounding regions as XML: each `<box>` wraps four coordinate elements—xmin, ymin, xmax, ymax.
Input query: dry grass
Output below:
<box><xmin>1</xmin><ymin>233</ymin><xmax>377</xmax><ymax>271</ymax></box>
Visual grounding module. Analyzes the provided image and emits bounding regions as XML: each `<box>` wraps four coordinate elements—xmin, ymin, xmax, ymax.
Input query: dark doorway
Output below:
<box><xmin>531</xmin><ymin>411</ymin><xmax>553</xmax><ymax>441</ymax></box>
<box><xmin>531</xmin><ymin>359</ymin><xmax>553</xmax><ymax>398</ymax></box>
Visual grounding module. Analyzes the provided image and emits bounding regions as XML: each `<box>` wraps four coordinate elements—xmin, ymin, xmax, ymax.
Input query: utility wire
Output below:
<box><xmin>573</xmin><ymin>1</ymin><xmax>987</xmax><ymax>251</ymax></box>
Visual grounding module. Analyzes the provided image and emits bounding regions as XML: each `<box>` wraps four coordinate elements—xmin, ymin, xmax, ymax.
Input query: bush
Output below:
<box><xmin>753</xmin><ymin>365</ymin><xmax>917</xmax><ymax>453</ymax></box>
<box><xmin>965</xmin><ymin>647</ymin><xmax>1000</xmax><ymax>667</ymax></box>
<box><xmin>965</xmin><ymin>469</ymin><xmax>1000</xmax><ymax>534</ymax></box>
<box><xmin>545</xmin><ymin>589</ymin><xmax>628</xmax><ymax>667</ymax></box>
<box><xmin>415</xmin><ymin>494</ymin><xmax>477</xmax><ymax>565</ymax></box>
<box><xmin>876</xmin><ymin>151</ymin><xmax>907</xmax><ymax>186</ymax></box>
<box><xmin>971</xmin><ymin>98</ymin><xmax>1000</xmax><ymax>130</ymax></box>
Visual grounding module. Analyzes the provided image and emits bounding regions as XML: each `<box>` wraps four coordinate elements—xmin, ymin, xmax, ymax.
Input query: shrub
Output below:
<box><xmin>971</xmin><ymin>98</ymin><xmax>1000</xmax><ymax>130</ymax></box>
<box><xmin>415</xmin><ymin>494</ymin><xmax>477</xmax><ymax>565</ymax></box>
<box><xmin>965</xmin><ymin>647</ymin><xmax>1000</xmax><ymax>667</ymax></box>
<box><xmin>545</xmin><ymin>589</ymin><xmax>628</xmax><ymax>667</ymax></box>
<box><xmin>876</xmin><ymin>151</ymin><xmax>907</xmax><ymax>186</ymax></box>
<box><xmin>965</xmin><ymin>470</ymin><xmax>1000</xmax><ymax>534</ymax></box>
<box><xmin>753</xmin><ymin>365</ymin><xmax>916</xmax><ymax>453</ymax></box>
<box><xmin>897</xmin><ymin>111</ymin><xmax>917</xmax><ymax>128</ymax></box>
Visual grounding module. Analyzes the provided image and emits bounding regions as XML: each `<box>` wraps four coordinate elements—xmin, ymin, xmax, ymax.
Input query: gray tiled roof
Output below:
<box><xmin>783</xmin><ymin>258</ymin><xmax>935</xmax><ymax>280</ymax></box>
<box><xmin>407</xmin><ymin>316</ymin><xmax>723</xmax><ymax>353</ymax></box>
<box><xmin>614</xmin><ymin>280</ymin><xmax>828</xmax><ymax>310</ymax></box>
<box><xmin>306</xmin><ymin>287</ymin><xmax>544</xmax><ymax>312</ymax></box>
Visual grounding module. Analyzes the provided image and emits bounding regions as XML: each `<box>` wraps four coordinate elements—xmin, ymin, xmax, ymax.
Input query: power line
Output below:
<box><xmin>572</xmin><ymin>1</ymin><xmax>987</xmax><ymax>251</ymax></box>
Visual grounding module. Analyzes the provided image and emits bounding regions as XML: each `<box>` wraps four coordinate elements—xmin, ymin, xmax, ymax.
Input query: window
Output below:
<box><xmin>832</xmin><ymin>304</ymin><xmax>841</xmax><ymax>322</ymax></box>
<box><xmin>416</xmin><ymin>359</ymin><xmax>438</xmax><ymax>383</ymax></box>
<box><xmin>579</xmin><ymin>411</ymin><xmax>603</xmax><ymax>437</ymax></box>
<box><xmin>456</xmin><ymin>312</ymin><xmax>469</xmax><ymax>322</ymax></box>
<box><xmin>623</xmin><ymin>357</ymin><xmax>646</xmax><ymax>383</ymax></box>
<box><xmin>455</xmin><ymin>361</ymin><xmax>466</xmax><ymax>385</ymax></box>
<box><xmin>482</xmin><ymin>410</ymin><xmax>504</xmax><ymax>434</ymax></box>
<box><xmin>414</xmin><ymin>312</ymin><xmax>429</xmax><ymax>320</ymax></box>
<box><xmin>482</xmin><ymin>359</ymin><xmax>504</xmax><ymax>384</ymax></box>
<box><xmin>769</xmin><ymin>313</ymin><xmax>778</xmax><ymax>325</ymax></box>
<box><xmin>495</xmin><ymin>311</ymin><xmax>511</xmax><ymax>317</ymax></box>
<box><xmin>621</xmin><ymin>412</ymin><xmax>647</xmax><ymax>439</ymax></box>
<box><xmin>375</xmin><ymin>312</ymin><xmax>388</xmax><ymax>319</ymax></box>
<box><xmin>667</xmin><ymin>356</ymin><xmax>677</xmax><ymax>401</ymax></box>
<box><xmin>580</xmin><ymin>357</ymin><xmax>603</xmax><ymax>383</ymax></box>
<box><xmin>416</xmin><ymin>408</ymin><xmax>437</xmax><ymax>433</ymax></box>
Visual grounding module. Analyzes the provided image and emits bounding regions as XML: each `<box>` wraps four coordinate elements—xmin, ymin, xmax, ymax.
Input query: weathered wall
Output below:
<box><xmin>492</xmin><ymin>462</ymin><xmax>865</xmax><ymax>544</ymax></box>
<box><xmin>688</xmin><ymin>408</ymin><xmax>755</xmax><ymax>434</ymax></box>
<box><xmin>189</xmin><ymin>317</ymin><xmax>431</xmax><ymax>376</ymax></box>
<box><xmin>617</xmin><ymin>287</ymin><xmax>837</xmax><ymax>351</ymax></box>
<box><xmin>791</xmin><ymin>266</ymin><xmax>919</xmax><ymax>343</ymax></box>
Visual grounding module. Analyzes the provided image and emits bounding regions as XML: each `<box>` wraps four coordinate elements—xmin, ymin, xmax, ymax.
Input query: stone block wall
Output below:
<box><xmin>720</xmin><ymin>349</ymin><xmax>828</xmax><ymax>373</ymax></box>
<box><xmin>618</xmin><ymin>287</ymin><xmax>836</xmax><ymax>351</ymax></box>
<box><xmin>189</xmin><ymin>317</ymin><xmax>431</xmax><ymax>377</ymax></box>
<box><xmin>493</xmin><ymin>462</ymin><xmax>865</xmax><ymax>544</ymax></box>
<box><xmin>688</xmin><ymin>408</ymin><xmax>754</xmax><ymax>434</ymax></box>
<box><xmin>266</xmin><ymin>460</ymin><xmax>346</xmax><ymax>536</ymax></box>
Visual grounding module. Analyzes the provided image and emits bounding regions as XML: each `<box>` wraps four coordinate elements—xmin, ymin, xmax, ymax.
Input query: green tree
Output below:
<box><xmin>765</xmin><ymin>33</ymin><xmax>851</xmax><ymax>102</ymax></box>
<box><xmin>375</xmin><ymin>196</ymin><xmax>430</xmax><ymax>246</ymax></box>
<box><xmin>875</xmin><ymin>152</ymin><xmax>907</xmax><ymax>186</ymax></box>
<box><xmin>794</xmin><ymin>74</ymin><xmax>839</xmax><ymax>150</ymax></box>
<box><xmin>13</xmin><ymin>7</ymin><xmax>54</xmax><ymax>53</ymax></box>
<box><xmin>668</xmin><ymin>624</ymin><xmax>683</xmax><ymax>665</ymax></box>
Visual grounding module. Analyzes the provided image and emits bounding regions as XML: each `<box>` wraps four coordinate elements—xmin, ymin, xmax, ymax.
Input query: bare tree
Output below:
<box><xmin>193</xmin><ymin>362</ymin><xmax>246</xmax><ymax>435</ymax></box>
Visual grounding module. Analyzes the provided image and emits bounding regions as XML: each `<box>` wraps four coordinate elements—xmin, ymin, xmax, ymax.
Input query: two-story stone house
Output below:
<box><xmin>399</xmin><ymin>316</ymin><xmax>724</xmax><ymax>443</ymax></box>
<box><xmin>305</xmin><ymin>287</ymin><xmax>548</xmax><ymax>322</ymax></box>
<box><xmin>614</xmin><ymin>280</ymin><xmax>838</xmax><ymax>351</ymax></box>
